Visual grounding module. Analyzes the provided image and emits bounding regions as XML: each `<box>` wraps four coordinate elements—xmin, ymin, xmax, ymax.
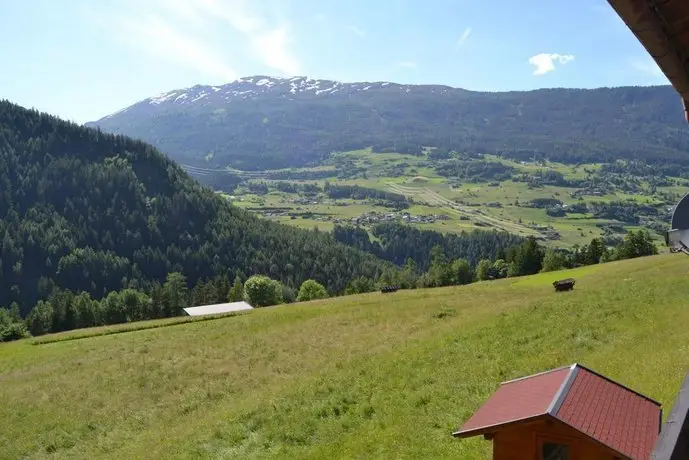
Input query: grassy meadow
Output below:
<box><xmin>2</xmin><ymin>254</ymin><xmax>689</xmax><ymax>459</ymax></box>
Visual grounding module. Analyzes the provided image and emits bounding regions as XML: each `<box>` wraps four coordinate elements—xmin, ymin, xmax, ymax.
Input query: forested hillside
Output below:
<box><xmin>333</xmin><ymin>223</ymin><xmax>525</xmax><ymax>272</ymax></box>
<box><xmin>89</xmin><ymin>77</ymin><xmax>689</xmax><ymax>170</ymax></box>
<box><xmin>0</xmin><ymin>100</ymin><xmax>391</xmax><ymax>315</ymax></box>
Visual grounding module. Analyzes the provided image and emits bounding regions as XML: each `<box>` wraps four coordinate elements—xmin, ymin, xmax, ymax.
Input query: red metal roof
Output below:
<box><xmin>453</xmin><ymin>364</ymin><xmax>662</xmax><ymax>459</ymax></box>
<box><xmin>455</xmin><ymin>365</ymin><xmax>572</xmax><ymax>435</ymax></box>
<box><xmin>556</xmin><ymin>367</ymin><xmax>662</xmax><ymax>460</ymax></box>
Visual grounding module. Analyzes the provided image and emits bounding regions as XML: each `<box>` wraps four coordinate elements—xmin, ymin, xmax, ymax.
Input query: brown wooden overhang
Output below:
<box><xmin>608</xmin><ymin>0</ymin><xmax>689</xmax><ymax>122</ymax></box>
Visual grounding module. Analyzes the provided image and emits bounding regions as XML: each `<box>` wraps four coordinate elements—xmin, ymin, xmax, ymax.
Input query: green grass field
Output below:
<box><xmin>224</xmin><ymin>151</ymin><xmax>683</xmax><ymax>247</ymax></box>
<box><xmin>2</xmin><ymin>255</ymin><xmax>689</xmax><ymax>459</ymax></box>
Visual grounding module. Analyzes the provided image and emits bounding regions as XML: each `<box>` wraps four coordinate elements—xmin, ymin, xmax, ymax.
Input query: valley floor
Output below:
<box><xmin>2</xmin><ymin>255</ymin><xmax>689</xmax><ymax>459</ymax></box>
<box><xmin>217</xmin><ymin>149</ymin><xmax>680</xmax><ymax>248</ymax></box>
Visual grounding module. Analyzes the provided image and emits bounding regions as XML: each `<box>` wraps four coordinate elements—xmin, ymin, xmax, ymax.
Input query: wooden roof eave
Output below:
<box><xmin>452</xmin><ymin>414</ymin><xmax>633</xmax><ymax>458</ymax></box>
<box><xmin>451</xmin><ymin>414</ymin><xmax>548</xmax><ymax>438</ymax></box>
<box><xmin>608</xmin><ymin>0</ymin><xmax>689</xmax><ymax>122</ymax></box>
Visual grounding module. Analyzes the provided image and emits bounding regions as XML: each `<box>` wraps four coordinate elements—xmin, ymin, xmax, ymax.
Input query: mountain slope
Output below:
<box><xmin>88</xmin><ymin>76</ymin><xmax>689</xmax><ymax>170</ymax></box>
<box><xmin>0</xmin><ymin>100</ymin><xmax>390</xmax><ymax>314</ymax></box>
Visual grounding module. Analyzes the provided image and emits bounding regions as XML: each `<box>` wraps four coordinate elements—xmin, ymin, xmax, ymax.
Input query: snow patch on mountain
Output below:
<box><xmin>149</xmin><ymin>91</ymin><xmax>180</xmax><ymax>105</ymax></box>
<box><xmin>139</xmin><ymin>76</ymin><xmax>402</xmax><ymax>108</ymax></box>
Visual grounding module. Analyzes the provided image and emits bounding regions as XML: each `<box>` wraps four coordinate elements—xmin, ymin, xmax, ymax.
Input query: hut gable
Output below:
<box><xmin>453</xmin><ymin>363</ymin><xmax>662</xmax><ymax>459</ymax></box>
<box><xmin>555</xmin><ymin>367</ymin><xmax>662</xmax><ymax>459</ymax></box>
<box><xmin>456</xmin><ymin>366</ymin><xmax>572</xmax><ymax>436</ymax></box>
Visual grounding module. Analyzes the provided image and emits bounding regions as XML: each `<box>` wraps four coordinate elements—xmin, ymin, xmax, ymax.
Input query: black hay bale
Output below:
<box><xmin>553</xmin><ymin>278</ymin><xmax>575</xmax><ymax>292</ymax></box>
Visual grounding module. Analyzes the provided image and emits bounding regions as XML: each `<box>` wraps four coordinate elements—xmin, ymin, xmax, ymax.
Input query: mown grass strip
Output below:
<box><xmin>29</xmin><ymin>311</ymin><xmax>251</xmax><ymax>345</ymax></box>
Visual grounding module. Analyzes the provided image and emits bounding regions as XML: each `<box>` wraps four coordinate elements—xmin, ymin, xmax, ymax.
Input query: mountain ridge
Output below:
<box><xmin>88</xmin><ymin>76</ymin><xmax>689</xmax><ymax>171</ymax></box>
<box><xmin>94</xmin><ymin>75</ymin><xmax>469</xmax><ymax>117</ymax></box>
<box><xmin>94</xmin><ymin>76</ymin><xmax>675</xmax><ymax>116</ymax></box>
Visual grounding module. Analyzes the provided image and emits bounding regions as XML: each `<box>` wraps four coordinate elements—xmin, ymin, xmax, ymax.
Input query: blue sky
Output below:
<box><xmin>0</xmin><ymin>0</ymin><xmax>669</xmax><ymax>123</ymax></box>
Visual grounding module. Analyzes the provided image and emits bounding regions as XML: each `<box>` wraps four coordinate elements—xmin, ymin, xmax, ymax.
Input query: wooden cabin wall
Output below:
<box><xmin>491</xmin><ymin>419</ymin><xmax>621</xmax><ymax>460</ymax></box>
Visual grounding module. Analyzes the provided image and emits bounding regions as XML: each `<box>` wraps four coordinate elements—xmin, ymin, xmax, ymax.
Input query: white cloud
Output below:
<box><xmin>185</xmin><ymin>0</ymin><xmax>301</xmax><ymax>76</ymax></box>
<box><xmin>348</xmin><ymin>25</ymin><xmax>366</xmax><ymax>37</ymax></box>
<box><xmin>192</xmin><ymin>0</ymin><xmax>264</xmax><ymax>34</ymax></box>
<box><xmin>397</xmin><ymin>61</ymin><xmax>418</xmax><ymax>69</ymax></box>
<box><xmin>96</xmin><ymin>10</ymin><xmax>238</xmax><ymax>82</ymax></box>
<box><xmin>93</xmin><ymin>0</ymin><xmax>301</xmax><ymax>79</ymax></box>
<box><xmin>456</xmin><ymin>27</ymin><xmax>472</xmax><ymax>48</ymax></box>
<box><xmin>253</xmin><ymin>25</ymin><xmax>301</xmax><ymax>76</ymax></box>
<box><xmin>528</xmin><ymin>53</ymin><xmax>574</xmax><ymax>76</ymax></box>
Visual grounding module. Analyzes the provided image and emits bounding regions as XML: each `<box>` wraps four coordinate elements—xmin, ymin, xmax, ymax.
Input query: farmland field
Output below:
<box><xmin>2</xmin><ymin>254</ymin><xmax>689</xmax><ymax>459</ymax></box>
<box><xmin>209</xmin><ymin>149</ymin><xmax>684</xmax><ymax>247</ymax></box>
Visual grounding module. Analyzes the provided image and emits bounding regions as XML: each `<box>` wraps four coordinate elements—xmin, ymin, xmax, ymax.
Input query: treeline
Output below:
<box><xmin>0</xmin><ymin>100</ymin><xmax>391</xmax><ymax>318</ymax></box>
<box><xmin>0</xmin><ymin>228</ymin><xmax>659</xmax><ymax>342</ymax></box>
<box><xmin>523</xmin><ymin>198</ymin><xmax>666</xmax><ymax>225</ymax></box>
<box><xmin>371</xmin><ymin>143</ymin><xmax>424</xmax><ymax>156</ymax></box>
<box><xmin>513</xmin><ymin>169</ymin><xmax>584</xmax><ymax>188</ymax></box>
<box><xmin>274</xmin><ymin>182</ymin><xmax>320</xmax><ymax>194</ymax></box>
<box><xmin>0</xmin><ymin>273</ymin><xmax>331</xmax><ymax>340</ymax></box>
<box><xmin>266</xmin><ymin>170</ymin><xmax>338</xmax><ymax>180</ymax></box>
<box><xmin>184</xmin><ymin>169</ymin><xmax>243</xmax><ymax>193</ymax></box>
<box><xmin>324</xmin><ymin>182</ymin><xmax>408</xmax><ymax>206</ymax></box>
<box><xmin>599</xmin><ymin>160</ymin><xmax>689</xmax><ymax>180</ymax></box>
<box><xmin>526</xmin><ymin>198</ymin><xmax>564</xmax><ymax>209</ymax></box>
<box><xmin>244</xmin><ymin>180</ymin><xmax>409</xmax><ymax>208</ymax></box>
<box><xmin>434</xmin><ymin>159</ymin><xmax>514</xmax><ymax>182</ymax></box>
<box><xmin>357</xmin><ymin>229</ymin><xmax>658</xmax><ymax>293</ymax></box>
<box><xmin>368</xmin><ymin>235</ymin><xmax>546</xmax><ymax>290</ymax></box>
<box><xmin>245</xmin><ymin>181</ymin><xmax>321</xmax><ymax>195</ymax></box>
<box><xmin>333</xmin><ymin>223</ymin><xmax>525</xmax><ymax>271</ymax></box>
<box><xmin>587</xmin><ymin>200</ymin><xmax>663</xmax><ymax>224</ymax></box>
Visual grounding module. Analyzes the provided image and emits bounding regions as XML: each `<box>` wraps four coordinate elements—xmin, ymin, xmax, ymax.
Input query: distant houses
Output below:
<box><xmin>340</xmin><ymin>211</ymin><xmax>450</xmax><ymax>226</ymax></box>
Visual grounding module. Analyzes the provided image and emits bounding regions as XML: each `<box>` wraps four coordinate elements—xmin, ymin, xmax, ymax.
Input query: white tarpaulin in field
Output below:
<box><xmin>183</xmin><ymin>301</ymin><xmax>254</xmax><ymax>316</ymax></box>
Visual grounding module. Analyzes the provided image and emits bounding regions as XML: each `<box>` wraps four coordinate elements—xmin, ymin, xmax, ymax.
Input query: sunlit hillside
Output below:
<box><xmin>1</xmin><ymin>255</ymin><xmax>688</xmax><ymax>459</ymax></box>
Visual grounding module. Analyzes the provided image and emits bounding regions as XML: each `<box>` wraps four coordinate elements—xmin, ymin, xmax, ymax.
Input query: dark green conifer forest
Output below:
<box><xmin>0</xmin><ymin>100</ymin><xmax>388</xmax><ymax>316</ymax></box>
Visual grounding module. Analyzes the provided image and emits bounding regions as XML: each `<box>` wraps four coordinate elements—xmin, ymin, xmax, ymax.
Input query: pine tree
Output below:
<box><xmin>227</xmin><ymin>276</ymin><xmax>244</xmax><ymax>302</ymax></box>
<box><xmin>476</xmin><ymin>259</ymin><xmax>493</xmax><ymax>281</ymax></box>
<box><xmin>163</xmin><ymin>272</ymin><xmax>188</xmax><ymax>317</ymax></box>
<box><xmin>541</xmin><ymin>249</ymin><xmax>565</xmax><ymax>273</ymax></box>
<box><xmin>450</xmin><ymin>259</ymin><xmax>474</xmax><ymax>285</ymax></box>
<box><xmin>585</xmin><ymin>238</ymin><xmax>605</xmax><ymax>265</ymax></box>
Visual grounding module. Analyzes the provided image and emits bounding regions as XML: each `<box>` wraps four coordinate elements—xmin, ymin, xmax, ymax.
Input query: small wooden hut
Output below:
<box><xmin>453</xmin><ymin>363</ymin><xmax>662</xmax><ymax>459</ymax></box>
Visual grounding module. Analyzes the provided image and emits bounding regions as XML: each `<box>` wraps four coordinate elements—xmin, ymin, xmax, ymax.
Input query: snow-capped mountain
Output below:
<box><xmin>87</xmin><ymin>77</ymin><xmax>683</xmax><ymax>172</ymax></box>
<box><xmin>98</xmin><ymin>76</ymin><xmax>455</xmax><ymax>120</ymax></box>
<box><xmin>146</xmin><ymin>76</ymin><xmax>398</xmax><ymax>105</ymax></box>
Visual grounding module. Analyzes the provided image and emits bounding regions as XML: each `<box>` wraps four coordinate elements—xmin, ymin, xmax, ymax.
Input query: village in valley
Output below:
<box><xmin>219</xmin><ymin>148</ymin><xmax>675</xmax><ymax>249</ymax></box>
